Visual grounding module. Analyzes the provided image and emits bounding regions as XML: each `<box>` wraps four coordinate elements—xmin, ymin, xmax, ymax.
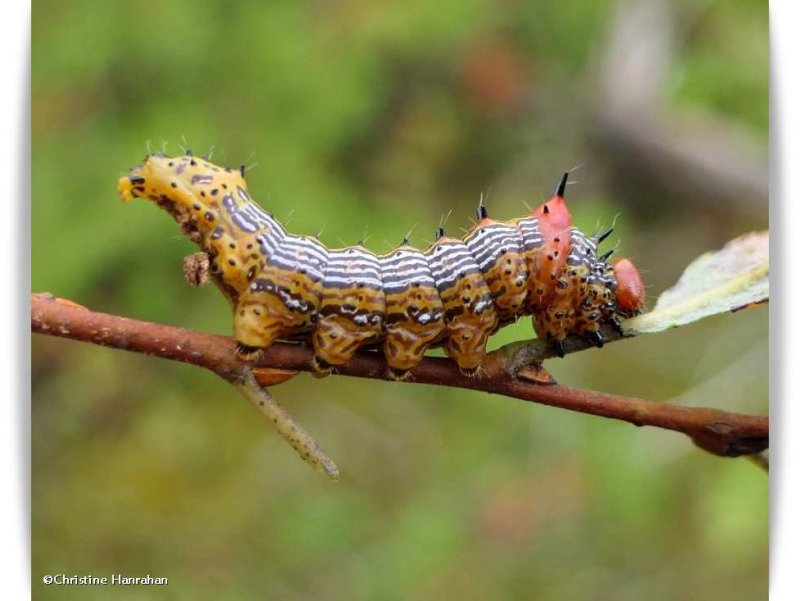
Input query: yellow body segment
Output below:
<box><xmin>463</xmin><ymin>217</ymin><xmax>529</xmax><ymax>324</ymax></box>
<box><xmin>235</xmin><ymin>235</ymin><xmax>328</xmax><ymax>351</ymax></box>
<box><xmin>380</xmin><ymin>244</ymin><xmax>445</xmax><ymax>377</ymax></box>
<box><xmin>312</xmin><ymin>246</ymin><xmax>386</xmax><ymax>369</ymax></box>
<box><xmin>425</xmin><ymin>235</ymin><xmax>498</xmax><ymax>373</ymax></box>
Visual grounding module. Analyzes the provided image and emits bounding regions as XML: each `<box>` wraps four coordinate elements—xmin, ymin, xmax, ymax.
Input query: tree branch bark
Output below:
<box><xmin>31</xmin><ymin>292</ymin><xmax>768</xmax><ymax>465</ymax></box>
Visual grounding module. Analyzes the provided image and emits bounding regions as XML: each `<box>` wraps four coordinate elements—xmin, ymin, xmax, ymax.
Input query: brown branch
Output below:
<box><xmin>31</xmin><ymin>292</ymin><xmax>768</xmax><ymax>462</ymax></box>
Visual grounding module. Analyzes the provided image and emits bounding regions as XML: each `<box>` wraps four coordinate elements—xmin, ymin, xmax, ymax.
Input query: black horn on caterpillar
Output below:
<box><xmin>555</xmin><ymin>171</ymin><xmax>569</xmax><ymax>198</ymax></box>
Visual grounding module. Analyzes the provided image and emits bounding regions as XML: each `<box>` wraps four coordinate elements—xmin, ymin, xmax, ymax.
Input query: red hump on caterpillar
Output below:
<box><xmin>533</xmin><ymin>172</ymin><xmax>572</xmax><ymax>233</ymax></box>
<box><xmin>118</xmin><ymin>153</ymin><xmax>643</xmax><ymax>378</ymax></box>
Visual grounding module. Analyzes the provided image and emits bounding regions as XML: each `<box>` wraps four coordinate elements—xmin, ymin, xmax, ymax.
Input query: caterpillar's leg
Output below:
<box><xmin>310</xmin><ymin>318</ymin><xmax>361</xmax><ymax>376</ymax></box>
<box><xmin>533</xmin><ymin>301</ymin><xmax>574</xmax><ymax>359</ymax></box>
<box><xmin>383</xmin><ymin>329</ymin><xmax>439</xmax><ymax>381</ymax></box>
<box><xmin>443</xmin><ymin>321</ymin><xmax>495</xmax><ymax>377</ymax></box>
<box><xmin>311</xmin><ymin>314</ymin><xmax>387</xmax><ymax>377</ymax></box>
<box><xmin>460</xmin><ymin>364</ymin><xmax>486</xmax><ymax>379</ymax></box>
<box><xmin>236</xmin><ymin>343</ymin><xmax>263</xmax><ymax>361</ymax></box>
<box><xmin>309</xmin><ymin>355</ymin><xmax>335</xmax><ymax>378</ymax></box>
<box><xmin>574</xmin><ymin>311</ymin><xmax>605</xmax><ymax>349</ymax></box>
<box><xmin>586</xmin><ymin>330</ymin><xmax>604</xmax><ymax>348</ymax></box>
<box><xmin>233</xmin><ymin>297</ymin><xmax>284</xmax><ymax>361</ymax></box>
<box><xmin>386</xmin><ymin>367</ymin><xmax>414</xmax><ymax>382</ymax></box>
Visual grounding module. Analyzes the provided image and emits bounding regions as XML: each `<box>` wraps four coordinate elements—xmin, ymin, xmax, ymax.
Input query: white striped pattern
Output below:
<box><xmin>267</xmin><ymin>235</ymin><xmax>329</xmax><ymax>281</ymax></box>
<box><xmin>464</xmin><ymin>223</ymin><xmax>522</xmax><ymax>270</ymax></box>
<box><xmin>324</xmin><ymin>247</ymin><xmax>383</xmax><ymax>288</ymax></box>
<box><xmin>380</xmin><ymin>247</ymin><xmax>436</xmax><ymax>291</ymax></box>
<box><xmin>515</xmin><ymin>216</ymin><xmax>544</xmax><ymax>250</ymax></box>
<box><xmin>222</xmin><ymin>190</ymin><xmax>287</xmax><ymax>239</ymax></box>
<box><xmin>426</xmin><ymin>240</ymin><xmax>481</xmax><ymax>290</ymax></box>
<box><xmin>231</xmin><ymin>212</ymin><xmax>259</xmax><ymax>233</ymax></box>
<box><xmin>568</xmin><ymin>228</ymin><xmax>597</xmax><ymax>265</ymax></box>
<box><xmin>256</xmin><ymin>225</ymin><xmax>286</xmax><ymax>255</ymax></box>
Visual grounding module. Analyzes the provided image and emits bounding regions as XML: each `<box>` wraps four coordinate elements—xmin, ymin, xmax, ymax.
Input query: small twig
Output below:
<box><xmin>233</xmin><ymin>369</ymin><xmax>339</xmax><ymax>480</ymax></box>
<box><xmin>31</xmin><ymin>293</ymin><xmax>769</xmax><ymax>470</ymax></box>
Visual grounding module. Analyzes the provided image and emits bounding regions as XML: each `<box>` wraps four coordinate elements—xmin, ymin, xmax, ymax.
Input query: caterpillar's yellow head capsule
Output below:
<box><xmin>117</xmin><ymin>167</ymin><xmax>145</xmax><ymax>202</ymax></box>
<box><xmin>119</xmin><ymin>152</ymin><xmax>246</xmax><ymax>204</ymax></box>
<box><xmin>118</xmin><ymin>152</ymin><xmax>254</xmax><ymax>238</ymax></box>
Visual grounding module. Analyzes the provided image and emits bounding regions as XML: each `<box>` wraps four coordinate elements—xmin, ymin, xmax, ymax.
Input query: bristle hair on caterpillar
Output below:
<box><xmin>118</xmin><ymin>151</ymin><xmax>645</xmax><ymax>378</ymax></box>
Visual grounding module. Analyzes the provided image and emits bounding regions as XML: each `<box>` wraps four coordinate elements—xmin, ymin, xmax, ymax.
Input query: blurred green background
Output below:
<box><xmin>32</xmin><ymin>0</ymin><xmax>768</xmax><ymax>599</ymax></box>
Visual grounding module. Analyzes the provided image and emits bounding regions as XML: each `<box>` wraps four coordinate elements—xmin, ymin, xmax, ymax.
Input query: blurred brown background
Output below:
<box><xmin>32</xmin><ymin>0</ymin><xmax>767</xmax><ymax>599</ymax></box>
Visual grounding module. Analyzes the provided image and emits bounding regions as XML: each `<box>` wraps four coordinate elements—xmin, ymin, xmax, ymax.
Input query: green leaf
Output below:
<box><xmin>623</xmin><ymin>231</ymin><xmax>769</xmax><ymax>335</ymax></box>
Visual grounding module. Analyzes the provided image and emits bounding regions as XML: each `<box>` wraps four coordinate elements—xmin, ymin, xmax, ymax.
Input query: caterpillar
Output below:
<box><xmin>118</xmin><ymin>151</ymin><xmax>644</xmax><ymax>379</ymax></box>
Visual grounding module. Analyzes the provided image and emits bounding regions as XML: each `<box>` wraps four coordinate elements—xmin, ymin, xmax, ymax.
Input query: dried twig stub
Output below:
<box><xmin>182</xmin><ymin>252</ymin><xmax>211</xmax><ymax>287</ymax></box>
<box><xmin>233</xmin><ymin>369</ymin><xmax>339</xmax><ymax>480</ymax></box>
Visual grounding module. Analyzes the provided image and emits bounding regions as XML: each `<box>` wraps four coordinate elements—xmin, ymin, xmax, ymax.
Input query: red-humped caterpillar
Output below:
<box><xmin>118</xmin><ymin>151</ymin><xmax>645</xmax><ymax>379</ymax></box>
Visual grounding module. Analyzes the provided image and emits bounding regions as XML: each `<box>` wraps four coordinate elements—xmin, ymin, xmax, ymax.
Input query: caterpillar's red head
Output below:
<box><xmin>612</xmin><ymin>258</ymin><xmax>645</xmax><ymax>312</ymax></box>
<box><xmin>532</xmin><ymin>172</ymin><xmax>572</xmax><ymax>234</ymax></box>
